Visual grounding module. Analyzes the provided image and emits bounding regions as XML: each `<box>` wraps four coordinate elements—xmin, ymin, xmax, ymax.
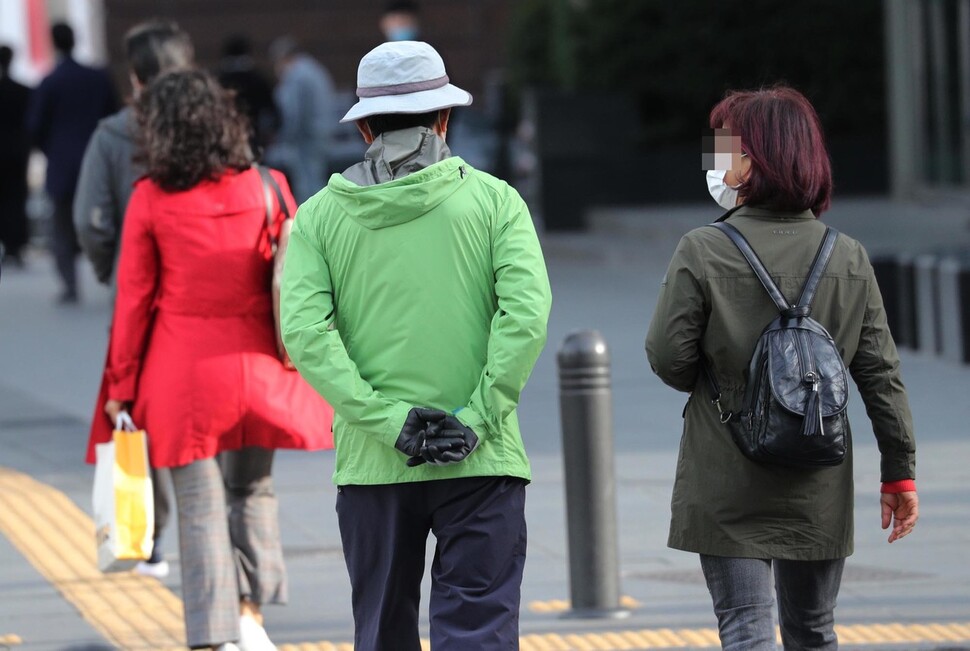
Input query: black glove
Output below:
<box><xmin>395</xmin><ymin>407</ymin><xmax>447</xmax><ymax>462</ymax></box>
<box><xmin>405</xmin><ymin>418</ymin><xmax>461</xmax><ymax>467</ymax></box>
<box><xmin>422</xmin><ymin>414</ymin><xmax>480</xmax><ymax>465</ymax></box>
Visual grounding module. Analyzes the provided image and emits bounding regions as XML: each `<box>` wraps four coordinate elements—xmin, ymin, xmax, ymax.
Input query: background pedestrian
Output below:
<box><xmin>265</xmin><ymin>36</ymin><xmax>335</xmax><ymax>203</ymax></box>
<box><xmin>379</xmin><ymin>1</ymin><xmax>422</xmax><ymax>42</ymax></box>
<box><xmin>0</xmin><ymin>45</ymin><xmax>31</xmax><ymax>268</ymax></box>
<box><xmin>217</xmin><ymin>34</ymin><xmax>279</xmax><ymax>157</ymax></box>
<box><xmin>27</xmin><ymin>22</ymin><xmax>117</xmax><ymax>303</ymax></box>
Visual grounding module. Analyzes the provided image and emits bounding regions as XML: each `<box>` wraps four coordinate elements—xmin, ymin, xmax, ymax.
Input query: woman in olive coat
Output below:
<box><xmin>645</xmin><ymin>86</ymin><xmax>919</xmax><ymax>651</ymax></box>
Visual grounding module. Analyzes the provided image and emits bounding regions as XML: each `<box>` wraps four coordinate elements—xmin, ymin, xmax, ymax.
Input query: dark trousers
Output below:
<box><xmin>150</xmin><ymin>467</ymin><xmax>171</xmax><ymax>557</ymax></box>
<box><xmin>336</xmin><ymin>476</ymin><xmax>528</xmax><ymax>651</ymax></box>
<box><xmin>51</xmin><ymin>195</ymin><xmax>79</xmax><ymax>295</ymax></box>
<box><xmin>0</xmin><ymin>156</ymin><xmax>29</xmax><ymax>258</ymax></box>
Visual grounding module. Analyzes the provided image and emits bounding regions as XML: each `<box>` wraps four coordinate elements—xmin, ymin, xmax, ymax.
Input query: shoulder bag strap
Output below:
<box><xmin>256</xmin><ymin>165</ymin><xmax>292</xmax><ymax>251</ymax></box>
<box><xmin>794</xmin><ymin>227</ymin><xmax>839</xmax><ymax>308</ymax></box>
<box><xmin>710</xmin><ymin>221</ymin><xmax>790</xmax><ymax>312</ymax></box>
<box><xmin>700</xmin><ymin>356</ymin><xmax>733</xmax><ymax>423</ymax></box>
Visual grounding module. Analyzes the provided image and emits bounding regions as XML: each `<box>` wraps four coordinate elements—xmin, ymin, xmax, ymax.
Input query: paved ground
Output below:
<box><xmin>1</xmin><ymin>197</ymin><xmax>969</xmax><ymax>650</ymax></box>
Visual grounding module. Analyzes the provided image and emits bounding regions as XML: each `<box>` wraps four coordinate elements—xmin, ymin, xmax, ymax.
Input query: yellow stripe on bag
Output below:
<box><xmin>0</xmin><ymin>466</ymin><xmax>185</xmax><ymax>650</ymax></box>
<box><xmin>113</xmin><ymin>429</ymin><xmax>152</xmax><ymax>560</ymax></box>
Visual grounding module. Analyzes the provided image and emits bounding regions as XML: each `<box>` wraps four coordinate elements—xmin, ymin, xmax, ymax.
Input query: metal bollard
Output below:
<box><xmin>557</xmin><ymin>330</ymin><xmax>629</xmax><ymax>619</ymax></box>
<box><xmin>895</xmin><ymin>253</ymin><xmax>919</xmax><ymax>350</ymax></box>
<box><xmin>915</xmin><ymin>254</ymin><xmax>942</xmax><ymax>355</ymax></box>
<box><xmin>871</xmin><ymin>253</ymin><xmax>919</xmax><ymax>350</ymax></box>
<box><xmin>938</xmin><ymin>255</ymin><xmax>970</xmax><ymax>364</ymax></box>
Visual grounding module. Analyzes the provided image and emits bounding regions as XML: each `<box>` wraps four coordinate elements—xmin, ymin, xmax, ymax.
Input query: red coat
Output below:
<box><xmin>85</xmin><ymin>168</ymin><xmax>333</xmax><ymax>467</ymax></box>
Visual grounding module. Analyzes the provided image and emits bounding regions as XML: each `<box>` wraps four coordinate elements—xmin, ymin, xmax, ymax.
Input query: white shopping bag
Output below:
<box><xmin>92</xmin><ymin>412</ymin><xmax>154</xmax><ymax>572</ymax></box>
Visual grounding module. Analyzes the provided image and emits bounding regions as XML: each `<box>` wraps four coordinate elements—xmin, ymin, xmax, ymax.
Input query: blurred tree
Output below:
<box><xmin>509</xmin><ymin>0</ymin><xmax>885</xmax><ymax>145</ymax></box>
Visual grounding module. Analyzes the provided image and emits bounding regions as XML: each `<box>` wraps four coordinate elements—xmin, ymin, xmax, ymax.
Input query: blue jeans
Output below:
<box><xmin>700</xmin><ymin>555</ymin><xmax>846</xmax><ymax>651</ymax></box>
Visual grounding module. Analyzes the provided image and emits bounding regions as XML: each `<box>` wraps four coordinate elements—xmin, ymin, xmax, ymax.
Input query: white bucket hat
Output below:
<box><xmin>340</xmin><ymin>41</ymin><xmax>472</xmax><ymax>123</ymax></box>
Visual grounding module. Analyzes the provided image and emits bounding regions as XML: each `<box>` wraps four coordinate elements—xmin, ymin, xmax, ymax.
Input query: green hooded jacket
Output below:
<box><xmin>280</xmin><ymin>128</ymin><xmax>551</xmax><ymax>486</ymax></box>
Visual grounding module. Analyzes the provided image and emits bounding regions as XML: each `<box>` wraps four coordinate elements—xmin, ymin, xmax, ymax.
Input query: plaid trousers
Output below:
<box><xmin>170</xmin><ymin>447</ymin><xmax>287</xmax><ymax>648</ymax></box>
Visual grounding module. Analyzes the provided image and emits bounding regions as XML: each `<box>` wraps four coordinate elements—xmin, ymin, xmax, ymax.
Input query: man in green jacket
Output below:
<box><xmin>280</xmin><ymin>41</ymin><xmax>551</xmax><ymax>651</ymax></box>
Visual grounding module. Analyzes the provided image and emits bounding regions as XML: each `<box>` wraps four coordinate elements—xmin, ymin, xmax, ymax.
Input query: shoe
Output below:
<box><xmin>56</xmin><ymin>290</ymin><xmax>78</xmax><ymax>305</ymax></box>
<box><xmin>238</xmin><ymin>615</ymin><xmax>278</xmax><ymax>651</ymax></box>
<box><xmin>134</xmin><ymin>558</ymin><xmax>170</xmax><ymax>578</ymax></box>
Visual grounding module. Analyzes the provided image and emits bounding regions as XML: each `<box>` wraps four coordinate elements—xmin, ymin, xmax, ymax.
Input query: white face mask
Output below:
<box><xmin>706</xmin><ymin>169</ymin><xmax>741</xmax><ymax>210</ymax></box>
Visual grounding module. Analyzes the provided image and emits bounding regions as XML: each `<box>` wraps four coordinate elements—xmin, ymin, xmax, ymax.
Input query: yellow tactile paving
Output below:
<box><xmin>0</xmin><ymin>466</ymin><xmax>185</xmax><ymax>650</ymax></box>
<box><xmin>3</xmin><ymin>464</ymin><xmax>970</xmax><ymax>651</ymax></box>
<box><xmin>529</xmin><ymin>595</ymin><xmax>642</xmax><ymax>613</ymax></box>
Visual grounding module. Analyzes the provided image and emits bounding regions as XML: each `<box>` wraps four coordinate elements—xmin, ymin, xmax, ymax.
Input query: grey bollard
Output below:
<box><xmin>871</xmin><ymin>254</ymin><xmax>903</xmax><ymax>343</ymax></box>
<box><xmin>896</xmin><ymin>253</ymin><xmax>919</xmax><ymax>350</ymax></box>
<box><xmin>938</xmin><ymin>255</ymin><xmax>970</xmax><ymax>364</ymax></box>
<box><xmin>557</xmin><ymin>330</ymin><xmax>629</xmax><ymax>619</ymax></box>
<box><xmin>914</xmin><ymin>254</ymin><xmax>941</xmax><ymax>355</ymax></box>
<box><xmin>872</xmin><ymin>253</ymin><xmax>919</xmax><ymax>350</ymax></box>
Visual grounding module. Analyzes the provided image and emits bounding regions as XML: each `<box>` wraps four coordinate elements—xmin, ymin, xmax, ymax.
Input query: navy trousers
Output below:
<box><xmin>336</xmin><ymin>476</ymin><xmax>527</xmax><ymax>651</ymax></box>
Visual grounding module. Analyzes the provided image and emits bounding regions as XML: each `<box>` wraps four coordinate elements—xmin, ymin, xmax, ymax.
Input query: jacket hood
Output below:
<box><xmin>327</xmin><ymin>154</ymin><xmax>468</xmax><ymax>230</ymax></box>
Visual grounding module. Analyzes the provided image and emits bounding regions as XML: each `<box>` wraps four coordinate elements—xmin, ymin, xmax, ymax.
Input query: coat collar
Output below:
<box><xmin>341</xmin><ymin>126</ymin><xmax>451</xmax><ymax>186</ymax></box>
<box><xmin>731</xmin><ymin>205</ymin><xmax>818</xmax><ymax>221</ymax></box>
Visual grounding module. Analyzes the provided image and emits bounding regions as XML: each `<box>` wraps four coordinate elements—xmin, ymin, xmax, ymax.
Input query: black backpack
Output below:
<box><xmin>702</xmin><ymin>221</ymin><xmax>849</xmax><ymax>468</ymax></box>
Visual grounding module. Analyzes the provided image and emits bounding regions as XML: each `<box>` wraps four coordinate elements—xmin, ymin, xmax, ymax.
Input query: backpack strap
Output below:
<box><xmin>710</xmin><ymin>222</ymin><xmax>840</xmax><ymax>314</ymax></box>
<box><xmin>710</xmin><ymin>222</ymin><xmax>790</xmax><ymax>312</ymax></box>
<box><xmin>795</xmin><ymin>227</ymin><xmax>839</xmax><ymax>308</ymax></box>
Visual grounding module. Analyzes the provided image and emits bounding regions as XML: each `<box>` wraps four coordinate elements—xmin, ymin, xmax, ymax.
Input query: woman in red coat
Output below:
<box><xmin>86</xmin><ymin>69</ymin><xmax>332</xmax><ymax>651</ymax></box>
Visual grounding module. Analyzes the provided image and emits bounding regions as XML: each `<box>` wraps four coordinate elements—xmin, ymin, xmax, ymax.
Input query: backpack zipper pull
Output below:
<box><xmin>800</xmin><ymin>372</ymin><xmax>824</xmax><ymax>438</ymax></box>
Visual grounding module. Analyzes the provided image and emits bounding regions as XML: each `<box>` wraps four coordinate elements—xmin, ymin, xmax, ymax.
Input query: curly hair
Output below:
<box><xmin>136</xmin><ymin>69</ymin><xmax>253</xmax><ymax>191</ymax></box>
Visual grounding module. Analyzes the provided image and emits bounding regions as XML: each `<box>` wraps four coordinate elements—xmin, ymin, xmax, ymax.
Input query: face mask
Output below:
<box><xmin>386</xmin><ymin>27</ymin><xmax>419</xmax><ymax>41</ymax></box>
<box><xmin>706</xmin><ymin>169</ymin><xmax>741</xmax><ymax>210</ymax></box>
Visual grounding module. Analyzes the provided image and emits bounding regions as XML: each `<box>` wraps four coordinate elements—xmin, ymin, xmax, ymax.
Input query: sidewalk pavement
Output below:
<box><xmin>1</xmin><ymin>197</ymin><xmax>969</xmax><ymax>650</ymax></box>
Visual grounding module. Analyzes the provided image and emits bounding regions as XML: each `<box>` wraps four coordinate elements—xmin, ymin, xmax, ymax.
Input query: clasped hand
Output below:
<box><xmin>395</xmin><ymin>407</ymin><xmax>480</xmax><ymax>467</ymax></box>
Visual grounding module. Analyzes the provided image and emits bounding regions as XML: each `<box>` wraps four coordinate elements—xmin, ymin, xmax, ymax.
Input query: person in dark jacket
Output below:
<box><xmin>0</xmin><ymin>45</ymin><xmax>32</xmax><ymax>267</ymax></box>
<box><xmin>28</xmin><ymin>22</ymin><xmax>117</xmax><ymax>303</ymax></box>
<box><xmin>216</xmin><ymin>34</ymin><xmax>278</xmax><ymax>156</ymax></box>
<box><xmin>73</xmin><ymin>20</ymin><xmax>194</xmax><ymax>581</ymax></box>
<box><xmin>646</xmin><ymin>86</ymin><xmax>919</xmax><ymax>651</ymax></box>
<box><xmin>74</xmin><ymin>20</ymin><xmax>193</xmax><ymax>285</ymax></box>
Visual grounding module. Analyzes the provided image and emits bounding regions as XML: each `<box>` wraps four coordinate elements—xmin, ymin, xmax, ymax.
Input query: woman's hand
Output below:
<box><xmin>881</xmin><ymin>491</ymin><xmax>919</xmax><ymax>543</ymax></box>
<box><xmin>103</xmin><ymin>399</ymin><xmax>130</xmax><ymax>425</ymax></box>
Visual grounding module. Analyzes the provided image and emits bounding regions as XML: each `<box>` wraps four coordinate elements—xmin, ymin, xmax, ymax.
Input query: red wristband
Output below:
<box><xmin>881</xmin><ymin>479</ymin><xmax>916</xmax><ymax>493</ymax></box>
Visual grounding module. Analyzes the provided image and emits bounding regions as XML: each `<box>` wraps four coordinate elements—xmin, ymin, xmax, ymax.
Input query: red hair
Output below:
<box><xmin>710</xmin><ymin>86</ymin><xmax>833</xmax><ymax>215</ymax></box>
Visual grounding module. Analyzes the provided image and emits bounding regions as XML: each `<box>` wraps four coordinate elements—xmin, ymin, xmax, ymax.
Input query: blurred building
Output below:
<box><xmin>885</xmin><ymin>0</ymin><xmax>970</xmax><ymax>199</ymax></box>
<box><xmin>101</xmin><ymin>0</ymin><xmax>510</xmax><ymax>103</ymax></box>
<box><xmin>0</xmin><ymin>0</ymin><xmax>107</xmax><ymax>83</ymax></box>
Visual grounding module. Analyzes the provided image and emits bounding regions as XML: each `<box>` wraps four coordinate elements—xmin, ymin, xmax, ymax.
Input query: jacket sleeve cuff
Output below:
<box><xmin>880</xmin><ymin>479</ymin><xmax>916</xmax><ymax>493</ymax></box>
<box><xmin>454</xmin><ymin>406</ymin><xmax>489</xmax><ymax>441</ymax></box>
<box><xmin>106</xmin><ymin>368</ymin><xmax>137</xmax><ymax>402</ymax></box>
<box><xmin>384</xmin><ymin>401</ymin><xmax>415</xmax><ymax>449</ymax></box>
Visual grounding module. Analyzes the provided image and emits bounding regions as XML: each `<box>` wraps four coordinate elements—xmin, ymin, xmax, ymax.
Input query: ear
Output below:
<box><xmin>129</xmin><ymin>72</ymin><xmax>143</xmax><ymax>95</ymax></box>
<box><xmin>433</xmin><ymin>108</ymin><xmax>451</xmax><ymax>140</ymax></box>
<box><xmin>737</xmin><ymin>153</ymin><xmax>752</xmax><ymax>183</ymax></box>
<box><xmin>355</xmin><ymin>118</ymin><xmax>375</xmax><ymax>144</ymax></box>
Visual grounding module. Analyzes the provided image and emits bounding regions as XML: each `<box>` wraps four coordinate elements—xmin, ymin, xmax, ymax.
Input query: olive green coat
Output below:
<box><xmin>646</xmin><ymin>206</ymin><xmax>916</xmax><ymax>560</ymax></box>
